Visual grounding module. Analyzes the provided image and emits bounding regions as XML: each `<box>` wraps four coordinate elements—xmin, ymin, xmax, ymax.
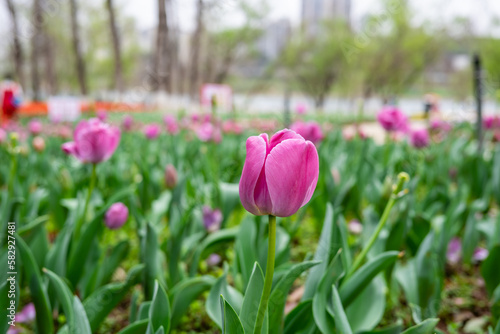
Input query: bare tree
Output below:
<box><xmin>5</xmin><ymin>0</ymin><xmax>25</xmax><ymax>88</ymax></box>
<box><xmin>189</xmin><ymin>0</ymin><xmax>204</xmax><ymax>99</ymax></box>
<box><xmin>106</xmin><ymin>0</ymin><xmax>124</xmax><ymax>92</ymax></box>
<box><xmin>153</xmin><ymin>0</ymin><xmax>170</xmax><ymax>92</ymax></box>
<box><xmin>69</xmin><ymin>0</ymin><xmax>87</xmax><ymax>95</ymax></box>
<box><xmin>42</xmin><ymin>32</ymin><xmax>58</xmax><ymax>95</ymax></box>
<box><xmin>31</xmin><ymin>0</ymin><xmax>42</xmax><ymax>100</ymax></box>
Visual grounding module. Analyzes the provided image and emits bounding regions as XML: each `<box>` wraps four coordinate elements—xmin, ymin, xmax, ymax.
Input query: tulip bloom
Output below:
<box><xmin>28</xmin><ymin>119</ymin><xmax>43</xmax><ymax>135</ymax></box>
<box><xmin>32</xmin><ymin>136</ymin><xmax>45</xmax><ymax>152</ymax></box>
<box><xmin>164</xmin><ymin>115</ymin><xmax>180</xmax><ymax>134</ymax></box>
<box><xmin>196</xmin><ymin>123</ymin><xmax>222</xmax><ymax>143</ymax></box>
<box><xmin>122</xmin><ymin>115</ymin><xmax>133</xmax><ymax>131</ymax></box>
<box><xmin>239</xmin><ymin>129</ymin><xmax>319</xmax><ymax>217</ymax></box>
<box><xmin>104</xmin><ymin>202</ymin><xmax>129</xmax><ymax>229</ymax></box>
<box><xmin>96</xmin><ymin>109</ymin><xmax>108</xmax><ymax>122</ymax></box>
<box><xmin>144</xmin><ymin>124</ymin><xmax>161</xmax><ymax>140</ymax></box>
<box><xmin>290</xmin><ymin>121</ymin><xmax>324</xmax><ymax>145</ymax></box>
<box><xmin>165</xmin><ymin>164</ymin><xmax>178</xmax><ymax>189</ymax></box>
<box><xmin>62</xmin><ymin>118</ymin><xmax>120</xmax><ymax>164</ymax></box>
<box><xmin>377</xmin><ymin>106</ymin><xmax>408</xmax><ymax>132</ymax></box>
<box><xmin>409</xmin><ymin>128</ymin><xmax>430</xmax><ymax>149</ymax></box>
<box><xmin>296</xmin><ymin>103</ymin><xmax>307</xmax><ymax>115</ymax></box>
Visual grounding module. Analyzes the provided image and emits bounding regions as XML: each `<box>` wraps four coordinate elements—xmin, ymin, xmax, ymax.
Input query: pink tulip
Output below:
<box><xmin>97</xmin><ymin>109</ymin><xmax>108</xmax><ymax>122</ymax></box>
<box><xmin>222</xmin><ymin>120</ymin><xmax>243</xmax><ymax>134</ymax></box>
<box><xmin>473</xmin><ymin>248</ymin><xmax>489</xmax><ymax>262</ymax></box>
<box><xmin>290</xmin><ymin>121</ymin><xmax>324</xmax><ymax>145</ymax></box>
<box><xmin>32</xmin><ymin>136</ymin><xmax>45</xmax><ymax>152</ymax></box>
<box><xmin>122</xmin><ymin>115</ymin><xmax>133</xmax><ymax>131</ymax></box>
<box><xmin>0</xmin><ymin>128</ymin><xmax>6</xmax><ymax>143</ymax></box>
<box><xmin>144</xmin><ymin>124</ymin><xmax>161</xmax><ymax>140</ymax></box>
<box><xmin>165</xmin><ymin>164</ymin><xmax>178</xmax><ymax>189</ymax></box>
<box><xmin>296</xmin><ymin>103</ymin><xmax>307</xmax><ymax>115</ymax></box>
<box><xmin>239</xmin><ymin>129</ymin><xmax>319</xmax><ymax>217</ymax></box>
<box><xmin>377</xmin><ymin>106</ymin><xmax>408</xmax><ymax>132</ymax></box>
<box><xmin>164</xmin><ymin>115</ymin><xmax>179</xmax><ymax>135</ymax></box>
<box><xmin>62</xmin><ymin>118</ymin><xmax>120</xmax><ymax>164</ymax></box>
<box><xmin>483</xmin><ymin>115</ymin><xmax>499</xmax><ymax>130</ymax></box>
<box><xmin>15</xmin><ymin>303</ymin><xmax>36</xmax><ymax>323</ymax></box>
<box><xmin>196</xmin><ymin>123</ymin><xmax>222</xmax><ymax>143</ymax></box>
<box><xmin>409</xmin><ymin>128</ymin><xmax>430</xmax><ymax>148</ymax></box>
<box><xmin>430</xmin><ymin>119</ymin><xmax>452</xmax><ymax>133</ymax></box>
<box><xmin>28</xmin><ymin>119</ymin><xmax>43</xmax><ymax>135</ymax></box>
<box><xmin>104</xmin><ymin>202</ymin><xmax>129</xmax><ymax>229</ymax></box>
<box><xmin>447</xmin><ymin>237</ymin><xmax>461</xmax><ymax>264</ymax></box>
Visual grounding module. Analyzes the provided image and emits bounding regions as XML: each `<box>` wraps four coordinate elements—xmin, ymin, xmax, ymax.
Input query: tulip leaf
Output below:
<box><xmin>338</xmin><ymin>251</ymin><xmax>399</xmax><ymax>308</ymax></box>
<box><xmin>284</xmin><ymin>300</ymin><xmax>315</xmax><ymax>334</ymax></box>
<box><xmin>138</xmin><ymin>301</ymin><xmax>152</xmax><ymax>321</ymax></box>
<box><xmin>358</xmin><ymin>322</ymin><xmax>403</xmax><ymax>334</ymax></box>
<box><xmin>481</xmin><ymin>245</ymin><xmax>500</xmax><ymax>296</ymax></box>
<box><xmin>83</xmin><ymin>264</ymin><xmax>144</xmax><ymax>332</ymax></box>
<box><xmin>15</xmin><ymin>234</ymin><xmax>54</xmax><ymax>334</ymax></box>
<box><xmin>236</xmin><ymin>216</ymin><xmax>259</xmax><ymax>288</ymax></box>
<box><xmin>331</xmin><ymin>285</ymin><xmax>353</xmax><ymax>334</ymax></box>
<box><xmin>401</xmin><ymin>318</ymin><xmax>439</xmax><ymax>334</ymax></box>
<box><xmin>189</xmin><ymin>227</ymin><xmax>239</xmax><ymax>276</ymax></box>
<box><xmin>313</xmin><ymin>251</ymin><xmax>343</xmax><ymax>334</ymax></box>
<box><xmin>206</xmin><ymin>270</ymin><xmax>243</xmax><ymax>328</ymax></box>
<box><xmin>149</xmin><ymin>190</ymin><xmax>172</xmax><ymax>225</ymax></box>
<box><xmin>117</xmin><ymin>319</ymin><xmax>149</xmax><ymax>334</ymax></box>
<box><xmin>94</xmin><ymin>240</ymin><xmax>130</xmax><ymax>290</ymax></box>
<box><xmin>220</xmin><ymin>295</ymin><xmax>245</xmax><ymax>334</ymax></box>
<box><xmin>44</xmin><ymin>268</ymin><xmax>91</xmax><ymax>334</ymax></box>
<box><xmin>170</xmin><ymin>275</ymin><xmax>216</xmax><ymax>328</ymax></box>
<box><xmin>269</xmin><ymin>260</ymin><xmax>321</xmax><ymax>334</ymax></box>
<box><xmin>303</xmin><ymin>203</ymin><xmax>339</xmax><ymax>300</ymax></box>
<box><xmin>240</xmin><ymin>262</ymin><xmax>265</xmax><ymax>333</ymax></box>
<box><xmin>146</xmin><ymin>280</ymin><xmax>171</xmax><ymax>334</ymax></box>
<box><xmin>219</xmin><ymin>182</ymin><xmax>240</xmax><ymax>227</ymax></box>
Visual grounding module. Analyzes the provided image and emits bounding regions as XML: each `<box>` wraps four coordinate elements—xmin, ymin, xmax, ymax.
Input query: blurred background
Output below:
<box><xmin>1</xmin><ymin>0</ymin><xmax>499</xmax><ymax>117</ymax></box>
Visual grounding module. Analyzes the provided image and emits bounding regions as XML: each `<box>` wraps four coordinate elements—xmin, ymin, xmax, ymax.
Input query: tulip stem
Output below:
<box><xmin>74</xmin><ymin>164</ymin><xmax>97</xmax><ymax>240</ymax></box>
<box><xmin>346</xmin><ymin>172</ymin><xmax>409</xmax><ymax>279</ymax></box>
<box><xmin>254</xmin><ymin>215</ymin><xmax>276</xmax><ymax>334</ymax></box>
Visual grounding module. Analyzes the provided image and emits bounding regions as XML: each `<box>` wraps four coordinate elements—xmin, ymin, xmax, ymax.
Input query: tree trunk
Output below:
<box><xmin>5</xmin><ymin>0</ymin><xmax>25</xmax><ymax>88</ymax></box>
<box><xmin>31</xmin><ymin>0</ymin><xmax>42</xmax><ymax>101</ymax></box>
<box><xmin>69</xmin><ymin>0</ymin><xmax>88</xmax><ymax>95</ymax></box>
<box><xmin>153</xmin><ymin>0</ymin><xmax>169</xmax><ymax>92</ymax></box>
<box><xmin>189</xmin><ymin>0</ymin><xmax>204</xmax><ymax>99</ymax></box>
<box><xmin>106</xmin><ymin>0</ymin><xmax>124</xmax><ymax>92</ymax></box>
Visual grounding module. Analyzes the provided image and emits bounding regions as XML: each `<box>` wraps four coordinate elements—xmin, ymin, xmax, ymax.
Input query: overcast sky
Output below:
<box><xmin>0</xmin><ymin>0</ymin><xmax>499</xmax><ymax>35</ymax></box>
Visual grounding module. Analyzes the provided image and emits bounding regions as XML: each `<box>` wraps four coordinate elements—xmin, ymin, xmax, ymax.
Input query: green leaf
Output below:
<box><xmin>268</xmin><ymin>261</ymin><xmax>321</xmax><ymax>334</ymax></box>
<box><xmin>358</xmin><ymin>322</ymin><xmax>403</xmax><ymax>334</ymax></box>
<box><xmin>149</xmin><ymin>190</ymin><xmax>172</xmax><ymax>225</ymax></box>
<box><xmin>44</xmin><ymin>268</ymin><xmax>91</xmax><ymax>334</ymax></box>
<box><xmin>83</xmin><ymin>265</ymin><xmax>144</xmax><ymax>332</ymax></box>
<box><xmin>240</xmin><ymin>262</ymin><xmax>265</xmax><ymax>333</ymax></box>
<box><xmin>313</xmin><ymin>251</ymin><xmax>343</xmax><ymax>334</ymax></box>
<box><xmin>117</xmin><ymin>319</ymin><xmax>149</xmax><ymax>334</ymax></box>
<box><xmin>220</xmin><ymin>295</ymin><xmax>245</xmax><ymax>334</ymax></box>
<box><xmin>236</xmin><ymin>217</ymin><xmax>259</xmax><ymax>288</ymax></box>
<box><xmin>331</xmin><ymin>285</ymin><xmax>353</xmax><ymax>334</ymax></box>
<box><xmin>143</xmin><ymin>222</ymin><xmax>164</xmax><ymax>299</ymax></box>
<box><xmin>401</xmin><ymin>318</ymin><xmax>439</xmax><ymax>334</ymax></box>
<box><xmin>189</xmin><ymin>227</ymin><xmax>238</xmax><ymax>276</ymax></box>
<box><xmin>15</xmin><ymin>234</ymin><xmax>54</xmax><ymax>334</ymax></box>
<box><xmin>207</xmin><ymin>270</ymin><xmax>243</xmax><ymax>328</ymax></box>
<box><xmin>170</xmin><ymin>276</ymin><xmax>215</xmax><ymax>328</ymax></box>
<box><xmin>94</xmin><ymin>240</ymin><xmax>130</xmax><ymax>289</ymax></box>
<box><xmin>339</xmin><ymin>251</ymin><xmax>399</xmax><ymax>308</ymax></box>
<box><xmin>146</xmin><ymin>280</ymin><xmax>171</xmax><ymax>334</ymax></box>
<box><xmin>284</xmin><ymin>300</ymin><xmax>315</xmax><ymax>334</ymax></box>
<box><xmin>481</xmin><ymin>245</ymin><xmax>500</xmax><ymax>296</ymax></box>
<box><xmin>303</xmin><ymin>203</ymin><xmax>339</xmax><ymax>300</ymax></box>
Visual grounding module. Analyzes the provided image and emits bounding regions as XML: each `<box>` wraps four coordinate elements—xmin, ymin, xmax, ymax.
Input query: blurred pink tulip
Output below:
<box><xmin>164</xmin><ymin>115</ymin><xmax>180</xmax><ymax>135</ymax></box>
<box><xmin>447</xmin><ymin>237</ymin><xmax>461</xmax><ymax>264</ymax></box>
<box><xmin>144</xmin><ymin>124</ymin><xmax>161</xmax><ymax>140</ymax></box>
<box><xmin>290</xmin><ymin>121</ymin><xmax>324</xmax><ymax>145</ymax></box>
<box><xmin>409</xmin><ymin>128</ymin><xmax>430</xmax><ymax>149</ymax></box>
<box><xmin>15</xmin><ymin>303</ymin><xmax>35</xmax><ymax>323</ymax></box>
<box><xmin>296</xmin><ymin>103</ymin><xmax>307</xmax><ymax>115</ymax></box>
<box><xmin>28</xmin><ymin>119</ymin><xmax>43</xmax><ymax>135</ymax></box>
<box><xmin>483</xmin><ymin>115</ymin><xmax>499</xmax><ymax>130</ymax></box>
<box><xmin>32</xmin><ymin>136</ymin><xmax>45</xmax><ymax>152</ymax></box>
<box><xmin>105</xmin><ymin>202</ymin><xmax>129</xmax><ymax>229</ymax></box>
<box><xmin>473</xmin><ymin>248</ymin><xmax>489</xmax><ymax>262</ymax></box>
<box><xmin>196</xmin><ymin>123</ymin><xmax>222</xmax><ymax>143</ymax></box>
<box><xmin>430</xmin><ymin>119</ymin><xmax>452</xmax><ymax>133</ymax></box>
<box><xmin>62</xmin><ymin>118</ymin><xmax>120</xmax><ymax>164</ymax></box>
<box><xmin>165</xmin><ymin>164</ymin><xmax>178</xmax><ymax>189</ymax></box>
<box><xmin>222</xmin><ymin>120</ymin><xmax>243</xmax><ymax>134</ymax></box>
<box><xmin>122</xmin><ymin>115</ymin><xmax>133</xmax><ymax>131</ymax></box>
<box><xmin>203</xmin><ymin>206</ymin><xmax>222</xmax><ymax>232</ymax></box>
<box><xmin>239</xmin><ymin>129</ymin><xmax>319</xmax><ymax>217</ymax></box>
<box><xmin>377</xmin><ymin>106</ymin><xmax>408</xmax><ymax>132</ymax></box>
<box><xmin>97</xmin><ymin>109</ymin><xmax>108</xmax><ymax>122</ymax></box>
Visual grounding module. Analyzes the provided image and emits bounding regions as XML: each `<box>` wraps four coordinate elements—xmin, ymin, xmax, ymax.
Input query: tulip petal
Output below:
<box><xmin>61</xmin><ymin>142</ymin><xmax>77</xmax><ymax>156</ymax></box>
<box><xmin>270</xmin><ymin>129</ymin><xmax>304</xmax><ymax>149</ymax></box>
<box><xmin>239</xmin><ymin>134</ymin><xmax>269</xmax><ymax>215</ymax></box>
<box><xmin>265</xmin><ymin>139</ymin><xmax>319</xmax><ymax>217</ymax></box>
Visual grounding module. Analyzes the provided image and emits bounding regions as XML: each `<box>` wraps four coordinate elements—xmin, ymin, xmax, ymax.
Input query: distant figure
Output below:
<box><xmin>423</xmin><ymin>93</ymin><xmax>439</xmax><ymax>119</ymax></box>
<box><xmin>1</xmin><ymin>74</ymin><xmax>23</xmax><ymax>126</ymax></box>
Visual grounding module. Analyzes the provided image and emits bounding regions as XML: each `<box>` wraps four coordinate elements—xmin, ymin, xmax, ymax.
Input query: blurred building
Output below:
<box><xmin>302</xmin><ymin>0</ymin><xmax>351</xmax><ymax>35</ymax></box>
<box><xmin>257</xmin><ymin>18</ymin><xmax>291</xmax><ymax>61</ymax></box>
